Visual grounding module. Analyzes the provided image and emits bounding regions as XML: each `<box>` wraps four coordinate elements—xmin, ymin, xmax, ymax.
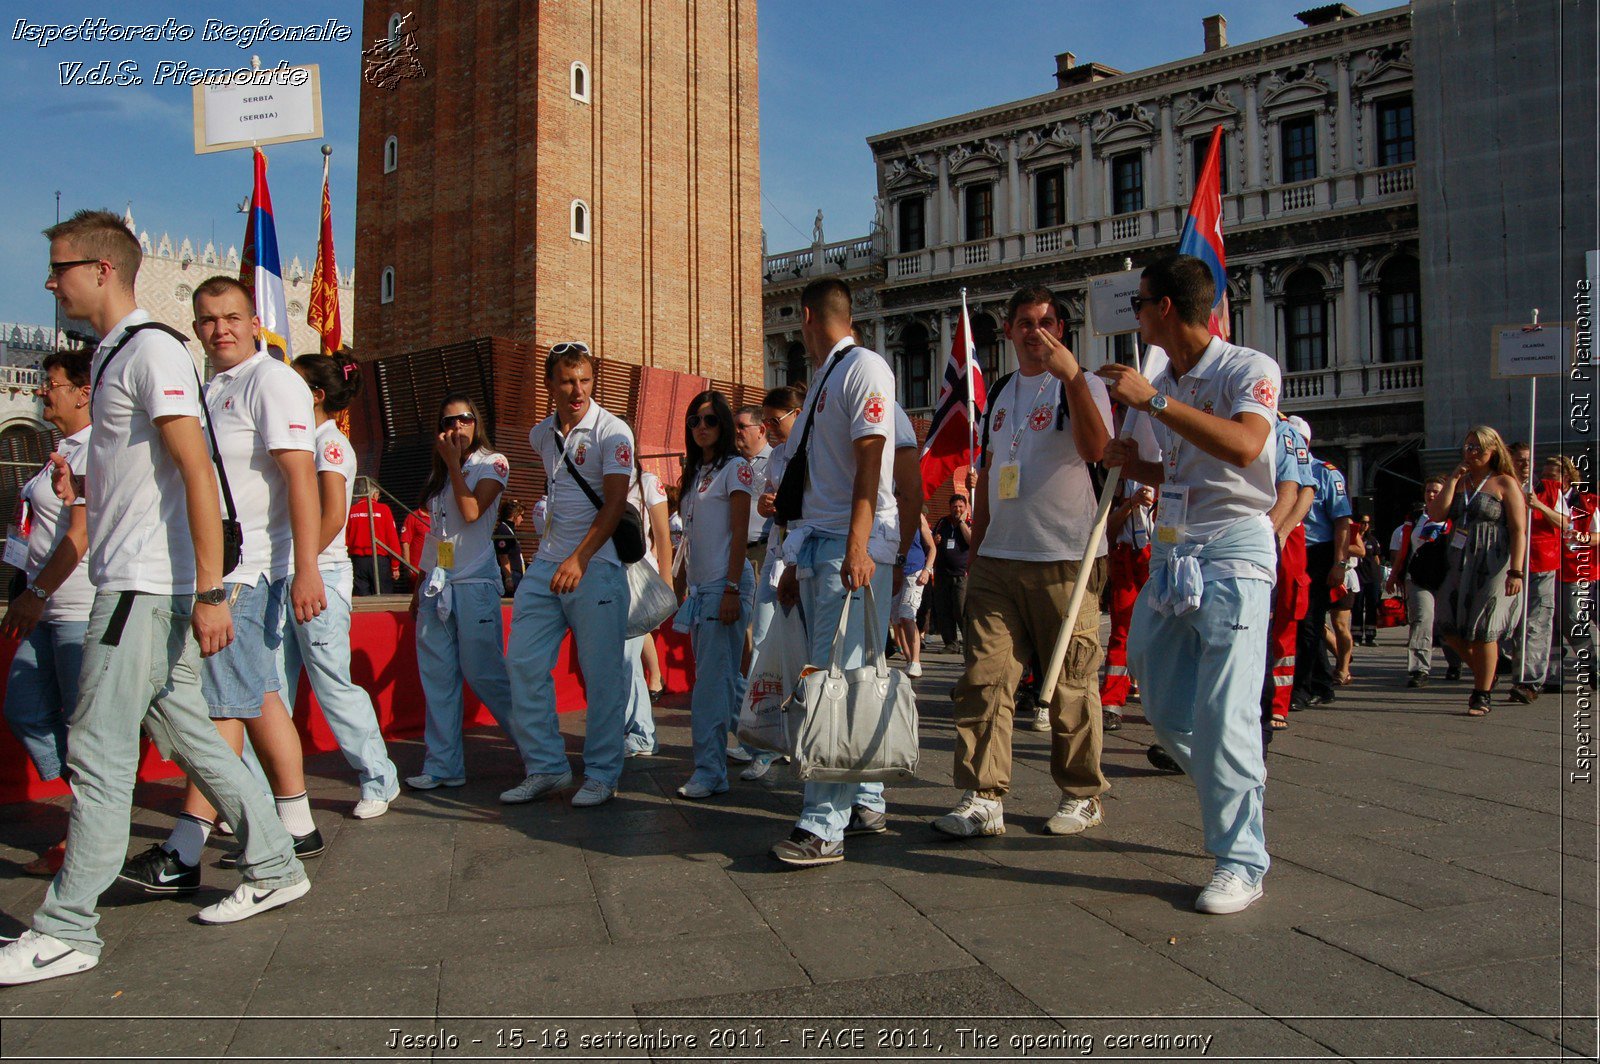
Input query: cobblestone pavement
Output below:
<box><xmin>0</xmin><ymin>629</ymin><xmax>1594</xmax><ymax>1061</ymax></box>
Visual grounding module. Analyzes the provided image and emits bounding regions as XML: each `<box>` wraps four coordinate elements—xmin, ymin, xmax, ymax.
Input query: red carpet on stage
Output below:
<box><xmin>0</xmin><ymin>606</ymin><xmax>693</xmax><ymax>805</ymax></box>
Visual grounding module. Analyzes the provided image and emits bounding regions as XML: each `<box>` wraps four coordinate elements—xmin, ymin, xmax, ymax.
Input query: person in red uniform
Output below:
<box><xmin>400</xmin><ymin>506</ymin><xmax>432</xmax><ymax>591</ymax></box>
<box><xmin>346</xmin><ymin>485</ymin><xmax>401</xmax><ymax>595</ymax></box>
<box><xmin>1262</xmin><ymin>414</ymin><xmax>1316</xmax><ymax>736</ymax></box>
<box><xmin>1099</xmin><ymin>481</ymin><xmax>1153</xmax><ymax>730</ymax></box>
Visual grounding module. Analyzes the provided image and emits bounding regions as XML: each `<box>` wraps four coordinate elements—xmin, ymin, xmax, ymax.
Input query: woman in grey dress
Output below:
<box><xmin>1428</xmin><ymin>426</ymin><xmax>1527</xmax><ymax>715</ymax></box>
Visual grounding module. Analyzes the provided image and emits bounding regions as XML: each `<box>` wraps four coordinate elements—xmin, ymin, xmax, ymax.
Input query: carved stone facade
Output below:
<box><xmin>764</xmin><ymin>4</ymin><xmax>1424</xmax><ymax>522</ymax></box>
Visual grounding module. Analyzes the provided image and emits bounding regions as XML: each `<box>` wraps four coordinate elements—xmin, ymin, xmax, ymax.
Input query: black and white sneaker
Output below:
<box><xmin>117</xmin><ymin>843</ymin><xmax>200</xmax><ymax>895</ymax></box>
<box><xmin>217</xmin><ymin>828</ymin><xmax>325</xmax><ymax>869</ymax></box>
<box><xmin>195</xmin><ymin>879</ymin><xmax>311</xmax><ymax>925</ymax></box>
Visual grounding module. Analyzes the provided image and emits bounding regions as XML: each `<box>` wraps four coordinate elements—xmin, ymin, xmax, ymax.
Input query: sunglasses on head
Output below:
<box><xmin>550</xmin><ymin>341</ymin><xmax>590</xmax><ymax>356</ymax></box>
<box><xmin>686</xmin><ymin>414</ymin><xmax>720</xmax><ymax>429</ymax></box>
<box><xmin>440</xmin><ymin>413</ymin><xmax>477</xmax><ymax>429</ymax></box>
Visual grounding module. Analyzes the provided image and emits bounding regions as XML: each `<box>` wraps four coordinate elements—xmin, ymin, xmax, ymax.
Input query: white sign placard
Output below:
<box><xmin>1088</xmin><ymin>270</ymin><xmax>1143</xmax><ymax>336</ymax></box>
<box><xmin>193</xmin><ymin>65</ymin><xmax>323</xmax><ymax>154</ymax></box>
<box><xmin>1492</xmin><ymin>324</ymin><xmax>1570</xmax><ymax>379</ymax></box>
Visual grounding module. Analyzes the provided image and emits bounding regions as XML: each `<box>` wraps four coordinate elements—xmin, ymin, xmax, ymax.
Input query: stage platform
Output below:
<box><xmin>0</xmin><ymin>601</ymin><xmax>693</xmax><ymax>804</ymax></box>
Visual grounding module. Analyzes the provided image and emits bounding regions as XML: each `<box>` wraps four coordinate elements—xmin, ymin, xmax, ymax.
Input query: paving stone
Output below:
<box><xmin>1453</xmin><ymin>847</ymin><xmax>1599</xmax><ymax>903</ymax></box>
<box><xmin>273</xmin><ymin>903</ymin><xmax>608</xmax><ymax>966</ymax></box>
<box><xmin>286</xmin><ymin>823</ymin><xmax>455</xmax><ymax>919</ymax></box>
<box><xmin>1298</xmin><ymin>897</ymin><xmax>1573</xmax><ymax>975</ymax></box>
<box><xmin>14</xmin><ymin>1017</ymin><xmax>241</xmax><ymax>1059</ymax></box>
<box><xmin>748</xmin><ymin>879</ymin><xmax>974</xmax><ymax>983</ymax></box>
<box><xmin>436</xmin><ymin>929</ymin><xmax>807</xmax><ymax>1014</ymax></box>
<box><xmin>589</xmin><ymin>857</ymin><xmax>764</xmax><ymax>942</ymax></box>
<box><xmin>229</xmin><ymin>956</ymin><xmax>441</xmax><ymax>1057</ymax></box>
<box><xmin>1415</xmin><ymin>951</ymin><xmax>1598</xmax><ymax>1052</ymax></box>
<box><xmin>1263</xmin><ymin>831</ymin><xmax>1535</xmax><ymax>909</ymax></box>
<box><xmin>447</xmin><ymin>823</ymin><xmax>595</xmax><ymax>912</ymax></box>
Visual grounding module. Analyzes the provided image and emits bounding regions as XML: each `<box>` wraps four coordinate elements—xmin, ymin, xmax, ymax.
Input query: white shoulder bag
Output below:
<box><xmin>624</xmin><ymin>475</ymin><xmax>677</xmax><ymax>638</ymax></box>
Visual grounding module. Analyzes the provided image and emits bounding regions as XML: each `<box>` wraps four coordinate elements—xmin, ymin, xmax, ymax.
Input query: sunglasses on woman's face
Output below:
<box><xmin>440</xmin><ymin>413</ymin><xmax>477</xmax><ymax>430</ymax></box>
<box><xmin>686</xmin><ymin>414</ymin><xmax>720</xmax><ymax>429</ymax></box>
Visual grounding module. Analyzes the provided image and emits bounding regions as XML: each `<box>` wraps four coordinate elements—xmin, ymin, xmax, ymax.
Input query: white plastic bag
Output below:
<box><xmin>736</xmin><ymin>599</ymin><xmax>807</xmax><ymax>754</ymax></box>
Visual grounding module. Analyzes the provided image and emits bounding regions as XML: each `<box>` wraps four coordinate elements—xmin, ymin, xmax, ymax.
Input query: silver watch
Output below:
<box><xmin>1147</xmin><ymin>393</ymin><xmax>1170</xmax><ymax>416</ymax></box>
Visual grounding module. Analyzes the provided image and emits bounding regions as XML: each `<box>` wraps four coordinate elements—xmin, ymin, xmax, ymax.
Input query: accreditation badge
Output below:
<box><xmin>1155</xmin><ymin>485</ymin><xmax>1190</xmax><ymax>546</ymax></box>
<box><xmin>997</xmin><ymin>463</ymin><xmax>1020</xmax><ymax>501</ymax></box>
<box><xmin>2</xmin><ymin>526</ymin><xmax>27</xmax><ymax>569</ymax></box>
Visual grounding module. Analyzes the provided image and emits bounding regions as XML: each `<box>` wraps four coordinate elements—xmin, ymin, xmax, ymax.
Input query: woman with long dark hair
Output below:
<box><xmin>672</xmin><ymin>390</ymin><xmax>755</xmax><ymax>799</ymax></box>
<box><xmin>407</xmin><ymin>394</ymin><xmax>533</xmax><ymax>788</ymax></box>
<box><xmin>1430</xmin><ymin>425</ymin><xmax>1527</xmax><ymax>716</ymax></box>
<box><xmin>287</xmin><ymin>355</ymin><xmax>400</xmax><ymax>817</ymax></box>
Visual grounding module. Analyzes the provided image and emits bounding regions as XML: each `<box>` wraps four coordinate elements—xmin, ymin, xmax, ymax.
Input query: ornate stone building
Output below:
<box><xmin>765</xmin><ymin>4</ymin><xmax>1422</xmax><ymax>522</ymax></box>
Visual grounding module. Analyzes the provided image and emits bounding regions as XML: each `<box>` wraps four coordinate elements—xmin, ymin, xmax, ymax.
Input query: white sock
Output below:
<box><xmin>274</xmin><ymin>792</ymin><xmax>316</xmax><ymax>837</ymax></box>
<box><xmin>164</xmin><ymin>814</ymin><xmax>211</xmax><ymax>866</ymax></box>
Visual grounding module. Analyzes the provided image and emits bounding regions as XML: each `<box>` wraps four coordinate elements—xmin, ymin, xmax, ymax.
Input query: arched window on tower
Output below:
<box><xmin>383</xmin><ymin>135</ymin><xmax>398</xmax><ymax>174</ymax></box>
<box><xmin>1377</xmin><ymin>256</ymin><xmax>1420</xmax><ymax>363</ymax></box>
<box><xmin>571</xmin><ymin>200</ymin><xmax>591</xmax><ymax>241</ymax></box>
<box><xmin>380</xmin><ymin>267</ymin><xmax>396</xmax><ymax>305</ymax></box>
<box><xmin>570</xmin><ymin>61</ymin><xmax>590</xmax><ymax>103</ymax></box>
<box><xmin>1284</xmin><ymin>269</ymin><xmax>1327</xmax><ymax>372</ymax></box>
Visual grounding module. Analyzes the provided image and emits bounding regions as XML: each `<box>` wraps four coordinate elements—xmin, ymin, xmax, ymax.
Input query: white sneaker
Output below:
<box><xmin>195</xmin><ymin>878</ymin><xmax>311</xmax><ymax>925</ymax></box>
<box><xmin>1031</xmin><ymin>704</ymin><xmax>1051</xmax><ymax>731</ymax></box>
<box><xmin>726</xmin><ymin>736</ymin><xmax>755</xmax><ymax>763</ymax></box>
<box><xmin>352</xmin><ymin>786</ymin><xmax>400</xmax><ymax>820</ymax></box>
<box><xmin>570</xmin><ymin>777</ymin><xmax>615</xmax><ymax>808</ymax></box>
<box><xmin>0</xmin><ymin>930</ymin><xmax>98</xmax><ymax>985</ymax></box>
<box><xmin>906</xmin><ymin>661</ymin><xmax>923</xmax><ymax>678</ymax></box>
<box><xmin>499</xmin><ymin>771</ymin><xmax>573</xmax><ymax>805</ymax></box>
<box><xmin>1194</xmin><ymin>869</ymin><xmax>1264</xmax><ymax>914</ymax></box>
<box><xmin>931</xmin><ymin>791</ymin><xmax>1005</xmax><ymax>838</ymax></box>
<box><xmin>1045</xmin><ymin>795</ymin><xmax>1104</xmax><ymax>835</ymax></box>
<box><xmin>740</xmin><ymin>752</ymin><xmax>778</xmax><ymax>781</ymax></box>
<box><xmin>676</xmin><ymin>779</ymin><xmax>728</xmax><ymax>800</ymax></box>
<box><xmin>405</xmin><ymin>773</ymin><xmax>465</xmax><ymax>790</ymax></box>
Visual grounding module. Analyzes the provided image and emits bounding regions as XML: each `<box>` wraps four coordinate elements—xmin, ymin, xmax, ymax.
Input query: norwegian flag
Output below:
<box><xmin>918</xmin><ymin>296</ymin><xmax>987</xmax><ymax>499</ymax></box>
<box><xmin>1177</xmin><ymin>123</ymin><xmax>1230</xmax><ymax>341</ymax></box>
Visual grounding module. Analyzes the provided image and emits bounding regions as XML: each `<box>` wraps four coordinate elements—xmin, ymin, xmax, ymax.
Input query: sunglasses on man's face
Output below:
<box><xmin>440</xmin><ymin>413</ymin><xmax>477</xmax><ymax>430</ymax></box>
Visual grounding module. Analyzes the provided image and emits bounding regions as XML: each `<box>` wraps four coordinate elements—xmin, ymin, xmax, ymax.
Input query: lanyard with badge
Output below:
<box><xmin>996</xmin><ymin>373</ymin><xmax>1054</xmax><ymax>501</ymax></box>
<box><xmin>1451</xmin><ymin>477</ymin><xmax>1485</xmax><ymax>551</ymax></box>
<box><xmin>1154</xmin><ymin>380</ymin><xmax>1192</xmax><ymax>545</ymax></box>
<box><xmin>3</xmin><ymin>478</ymin><xmax>36</xmax><ymax>569</ymax></box>
<box><xmin>543</xmin><ymin>425</ymin><xmax>591</xmax><ymax>545</ymax></box>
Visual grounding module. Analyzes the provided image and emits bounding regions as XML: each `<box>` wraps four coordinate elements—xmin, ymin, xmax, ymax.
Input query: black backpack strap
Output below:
<box><xmin>554</xmin><ymin>429</ymin><xmax>606</xmax><ymax>511</ymax></box>
<box><xmin>979</xmin><ymin>371</ymin><xmax>1014</xmax><ymax>467</ymax></box>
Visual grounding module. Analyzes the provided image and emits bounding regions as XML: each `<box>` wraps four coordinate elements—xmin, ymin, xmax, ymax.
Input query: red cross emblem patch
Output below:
<box><xmin>1028</xmin><ymin>405</ymin><xmax>1053</xmax><ymax>431</ymax></box>
<box><xmin>864</xmin><ymin>395</ymin><xmax>886</xmax><ymax>425</ymax></box>
<box><xmin>615</xmin><ymin>444</ymin><xmax>632</xmax><ymax>466</ymax></box>
<box><xmin>322</xmin><ymin>441</ymin><xmax>344</xmax><ymax>465</ymax></box>
<box><xmin>1251</xmin><ymin>377</ymin><xmax>1278</xmax><ymax>408</ymax></box>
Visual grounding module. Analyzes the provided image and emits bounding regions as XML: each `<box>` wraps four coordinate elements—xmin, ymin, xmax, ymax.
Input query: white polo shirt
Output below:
<box><xmin>682</xmin><ymin>455</ymin><xmax>755</xmax><ymax>586</ymax></box>
<box><xmin>20</xmin><ymin>426</ymin><xmax>93</xmax><ymax>623</ymax></box>
<box><xmin>893</xmin><ymin>404</ymin><xmax>917</xmax><ymax>451</ymax></box>
<box><xmin>420</xmin><ymin>449</ymin><xmax>509</xmax><ymax>582</ymax></box>
<box><xmin>205</xmin><ymin>350</ymin><xmax>315</xmax><ymax>585</ymax></box>
<box><xmin>313</xmin><ymin>420</ymin><xmax>356</xmax><ymax>572</ymax></box>
<box><xmin>1130</xmin><ymin>337</ymin><xmax>1281</xmax><ymax>540</ymax></box>
<box><xmin>788</xmin><ymin>338</ymin><xmax>899</xmax><ymax>561</ymax></box>
<box><xmin>637</xmin><ymin>471</ymin><xmax>668</xmax><ymax>572</ymax></box>
<box><xmin>87</xmin><ymin>310</ymin><xmax>205</xmax><ymax>595</ymax></box>
<box><xmin>530</xmin><ymin>400</ymin><xmax>635</xmax><ymax>567</ymax></box>
<box><xmin>979</xmin><ymin>369</ymin><xmax>1114</xmax><ymax>563</ymax></box>
<box><xmin>744</xmin><ymin>445</ymin><xmax>771</xmax><ymax>545</ymax></box>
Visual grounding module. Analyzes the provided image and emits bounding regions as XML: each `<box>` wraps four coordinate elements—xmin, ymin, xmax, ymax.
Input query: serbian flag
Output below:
<box><xmin>307</xmin><ymin>152</ymin><xmax>342</xmax><ymax>356</ymax></box>
<box><xmin>1177</xmin><ymin>123</ymin><xmax>1230</xmax><ymax>341</ymax></box>
<box><xmin>239</xmin><ymin>148</ymin><xmax>292</xmax><ymax>358</ymax></box>
<box><xmin>919</xmin><ymin>295</ymin><xmax>987</xmax><ymax>499</ymax></box>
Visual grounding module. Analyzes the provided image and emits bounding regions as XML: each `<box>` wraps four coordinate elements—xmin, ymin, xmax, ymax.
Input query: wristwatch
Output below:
<box><xmin>196</xmin><ymin>586</ymin><xmax>227</xmax><ymax>606</ymax></box>
<box><xmin>1147</xmin><ymin>393</ymin><xmax>1170</xmax><ymax>417</ymax></box>
<box><xmin>26</xmin><ymin>584</ymin><xmax>48</xmax><ymax>601</ymax></box>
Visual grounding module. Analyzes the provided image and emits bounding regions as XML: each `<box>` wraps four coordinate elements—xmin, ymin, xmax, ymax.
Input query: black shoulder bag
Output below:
<box><xmin>93</xmin><ymin>322</ymin><xmax>242</xmax><ymax>577</ymax></box>
<box><xmin>773</xmin><ymin>346</ymin><xmax>854</xmax><ymax>524</ymax></box>
<box><xmin>554</xmin><ymin>429</ymin><xmax>646</xmax><ymax>564</ymax></box>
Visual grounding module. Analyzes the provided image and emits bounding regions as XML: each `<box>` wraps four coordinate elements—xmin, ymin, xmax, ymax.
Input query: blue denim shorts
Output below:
<box><xmin>202</xmin><ymin>575</ymin><xmax>288</xmax><ymax>719</ymax></box>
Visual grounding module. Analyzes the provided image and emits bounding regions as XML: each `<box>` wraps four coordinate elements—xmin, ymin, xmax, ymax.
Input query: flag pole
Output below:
<box><xmin>962</xmin><ymin>288</ymin><xmax>976</xmax><ymax>470</ymax></box>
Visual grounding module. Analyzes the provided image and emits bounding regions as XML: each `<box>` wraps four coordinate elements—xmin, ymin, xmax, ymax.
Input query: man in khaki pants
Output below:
<box><xmin>933</xmin><ymin>285</ymin><xmax>1113</xmax><ymax>838</ymax></box>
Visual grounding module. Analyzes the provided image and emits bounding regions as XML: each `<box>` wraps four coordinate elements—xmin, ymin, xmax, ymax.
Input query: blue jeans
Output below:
<box><xmin>3</xmin><ymin>619</ymin><xmax>86</xmax><ymax>781</ymax></box>
<box><xmin>415</xmin><ymin>580</ymin><xmax>532</xmax><ymax>781</ymax></box>
<box><xmin>282</xmin><ymin>569</ymin><xmax>399</xmax><ymax>800</ymax></box>
<box><xmin>685</xmin><ymin>566</ymin><xmax>755</xmax><ymax>790</ymax></box>
<box><xmin>202</xmin><ymin>575</ymin><xmax>287</xmax><ymax>718</ymax></box>
<box><xmin>507</xmin><ymin>558</ymin><xmax>629</xmax><ymax>788</ymax></box>
<box><xmin>794</xmin><ymin>535</ymin><xmax>892</xmax><ymax>843</ymax></box>
<box><xmin>623</xmin><ymin>635</ymin><xmax>656</xmax><ymax>754</ymax></box>
<box><xmin>32</xmin><ymin>591</ymin><xmax>304</xmax><ymax>956</ymax></box>
<box><xmin>1128</xmin><ymin>574</ymin><xmax>1272</xmax><ymax>883</ymax></box>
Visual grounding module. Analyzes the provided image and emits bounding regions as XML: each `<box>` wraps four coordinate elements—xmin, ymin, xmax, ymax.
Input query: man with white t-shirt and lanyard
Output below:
<box><xmin>121</xmin><ymin>276</ymin><xmax>330</xmax><ymax>888</ymax></box>
<box><xmin>1099</xmin><ymin>252</ymin><xmax>1280</xmax><ymax>916</ymax></box>
<box><xmin>1</xmin><ymin>212</ymin><xmax>306</xmax><ymax>987</ymax></box>
<box><xmin>933</xmin><ymin>285</ymin><xmax>1114</xmax><ymax>840</ymax></box>
<box><xmin>504</xmin><ymin>342</ymin><xmax>637</xmax><ymax>809</ymax></box>
<box><xmin>769</xmin><ymin>278</ymin><xmax>902</xmax><ymax>867</ymax></box>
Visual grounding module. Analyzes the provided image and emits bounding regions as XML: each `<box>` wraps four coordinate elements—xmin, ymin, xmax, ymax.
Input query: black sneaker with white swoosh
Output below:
<box><xmin>116</xmin><ymin>843</ymin><xmax>201</xmax><ymax>895</ymax></box>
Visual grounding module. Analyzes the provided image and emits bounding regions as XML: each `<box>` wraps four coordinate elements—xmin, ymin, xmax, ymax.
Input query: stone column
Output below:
<box><xmin>1250</xmin><ymin>265</ymin><xmax>1268</xmax><ymax>352</ymax></box>
<box><xmin>1159</xmin><ymin>97</ymin><xmax>1176</xmax><ymax>206</ymax></box>
<box><xmin>875</xmin><ymin>317</ymin><xmax>887</xmax><ymax>357</ymax></box>
<box><xmin>1007</xmin><ymin>137</ymin><xmax>1023</xmax><ymax>233</ymax></box>
<box><xmin>936</xmin><ymin>151</ymin><xmax>951</xmax><ymax>246</ymax></box>
<box><xmin>1341</xmin><ymin>253</ymin><xmax>1360</xmax><ymax>365</ymax></box>
<box><xmin>1079</xmin><ymin>118</ymin><xmax>1097</xmax><ymax>220</ymax></box>
<box><xmin>1335</xmin><ymin>55</ymin><xmax>1354</xmax><ymax>172</ymax></box>
<box><xmin>1242</xmin><ymin>75</ymin><xmax>1262</xmax><ymax>187</ymax></box>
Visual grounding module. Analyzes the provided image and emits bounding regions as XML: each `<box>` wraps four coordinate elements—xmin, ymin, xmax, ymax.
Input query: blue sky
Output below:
<box><xmin>0</xmin><ymin>1</ymin><xmax>1320</xmax><ymax>325</ymax></box>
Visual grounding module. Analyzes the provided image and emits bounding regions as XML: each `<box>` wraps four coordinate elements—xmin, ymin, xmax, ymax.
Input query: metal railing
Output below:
<box><xmin>352</xmin><ymin>474</ymin><xmax>422</xmax><ymax>595</ymax></box>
